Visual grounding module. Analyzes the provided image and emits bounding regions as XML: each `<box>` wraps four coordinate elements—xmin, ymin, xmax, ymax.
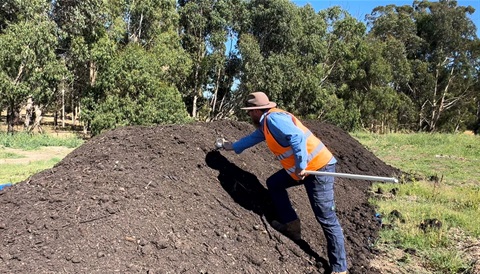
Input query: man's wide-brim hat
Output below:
<box><xmin>240</xmin><ymin>92</ymin><xmax>277</xmax><ymax>110</ymax></box>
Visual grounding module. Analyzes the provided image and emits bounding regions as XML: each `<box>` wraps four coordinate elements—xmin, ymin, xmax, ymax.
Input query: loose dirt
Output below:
<box><xmin>0</xmin><ymin>120</ymin><xmax>404</xmax><ymax>273</ymax></box>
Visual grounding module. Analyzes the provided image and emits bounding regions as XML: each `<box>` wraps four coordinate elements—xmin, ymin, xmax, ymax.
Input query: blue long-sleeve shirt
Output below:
<box><xmin>232</xmin><ymin>111</ymin><xmax>336</xmax><ymax>170</ymax></box>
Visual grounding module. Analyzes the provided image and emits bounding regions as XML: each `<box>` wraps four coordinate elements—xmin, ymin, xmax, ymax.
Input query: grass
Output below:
<box><xmin>352</xmin><ymin>131</ymin><xmax>480</xmax><ymax>273</ymax></box>
<box><xmin>0</xmin><ymin>132</ymin><xmax>83</xmax><ymax>150</ymax></box>
<box><xmin>0</xmin><ymin>132</ymin><xmax>84</xmax><ymax>184</ymax></box>
<box><xmin>352</xmin><ymin>132</ymin><xmax>480</xmax><ymax>185</ymax></box>
<box><xmin>0</xmin><ymin>151</ymin><xmax>24</xmax><ymax>159</ymax></box>
<box><xmin>0</xmin><ymin>158</ymin><xmax>63</xmax><ymax>183</ymax></box>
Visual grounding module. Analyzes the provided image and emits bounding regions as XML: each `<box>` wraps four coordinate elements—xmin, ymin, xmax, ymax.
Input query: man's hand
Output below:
<box><xmin>296</xmin><ymin>168</ymin><xmax>306</xmax><ymax>180</ymax></box>
<box><xmin>222</xmin><ymin>141</ymin><xmax>234</xmax><ymax>151</ymax></box>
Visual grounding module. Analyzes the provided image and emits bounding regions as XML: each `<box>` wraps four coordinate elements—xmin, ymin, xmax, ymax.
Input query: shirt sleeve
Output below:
<box><xmin>266</xmin><ymin>112</ymin><xmax>308</xmax><ymax>170</ymax></box>
<box><xmin>232</xmin><ymin>129</ymin><xmax>265</xmax><ymax>154</ymax></box>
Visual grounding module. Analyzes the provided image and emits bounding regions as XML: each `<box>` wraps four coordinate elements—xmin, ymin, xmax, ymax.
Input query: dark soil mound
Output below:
<box><xmin>0</xmin><ymin>120</ymin><xmax>402</xmax><ymax>273</ymax></box>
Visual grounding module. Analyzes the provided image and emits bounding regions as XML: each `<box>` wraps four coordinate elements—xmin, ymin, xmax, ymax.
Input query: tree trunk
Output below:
<box><xmin>192</xmin><ymin>95</ymin><xmax>198</xmax><ymax>119</ymax></box>
<box><xmin>27</xmin><ymin>105</ymin><xmax>44</xmax><ymax>133</ymax></box>
<box><xmin>191</xmin><ymin>34</ymin><xmax>206</xmax><ymax>119</ymax></box>
<box><xmin>61</xmin><ymin>85</ymin><xmax>65</xmax><ymax>128</ymax></box>
<box><xmin>6</xmin><ymin>101</ymin><xmax>20</xmax><ymax>133</ymax></box>
<box><xmin>89</xmin><ymin>61</ymin><xmax>97</xmax><ymax>87</ymax></box>
<box><xmin>71</xmin><ymin>92</ymin><xmax>75</xmax><ymax>126</ymax></box>
<box><xmin>428</xmin><ymin>60</ymin><xmax>456</xmax><ymax>132</ymax></box>
<box><xmin>192</xmin><ymin>60</ymin><xmax>200</xmax><ymax>119</ymax></box>
<box><xmin>54</xmin><ymin>111</ymin><xmax>58</xmax><ymax>129</ymax></box>
<box><xmin>476</xmin><ymin>99</ymin><xmax>480</xmax><ymax>134</ymax></box>
<box><xmin>24</xmin><ymin>96</ymin><xmax>34</xmax><ymax>129</ymax></box>
<box><xmin>211</xmin><ymin>66</ymin><xmax>222</xmax><ymax>119</ymax></box>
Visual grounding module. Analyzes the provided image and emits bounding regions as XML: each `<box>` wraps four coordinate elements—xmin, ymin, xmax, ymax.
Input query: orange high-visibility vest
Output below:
<box><xmin>263</xmin><ymin>108</ymin><xmax>333</xmax><ymax>180</ymax></box>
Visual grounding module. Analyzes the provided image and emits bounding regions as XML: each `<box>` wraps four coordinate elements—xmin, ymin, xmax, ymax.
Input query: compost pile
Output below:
<box><xmin>0</xmin><ymin>120</ymin><xmax>402</xmax><ymax>273</ymax></box>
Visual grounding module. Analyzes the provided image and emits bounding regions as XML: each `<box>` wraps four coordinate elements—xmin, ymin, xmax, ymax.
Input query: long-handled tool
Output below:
<box><xmin>304</xmin><ymin>170</ymin><xmax>399</xmax><ymax>183</ymax></box>
<box><xmin>214</xmin><ymin>138</ymin><xmax>399</xmax><ymax>183</ymax></box>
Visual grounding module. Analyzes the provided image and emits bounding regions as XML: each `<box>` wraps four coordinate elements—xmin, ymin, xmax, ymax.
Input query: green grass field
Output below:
<box><xmin>0</xmin><ymin>158</ymin><xmax>63</xmax><ymax>183</ymax></box>
<box><xmin>0</xmin><ymin>132</ymin><xmax>84</xmax><ymax>184</ymax></box>
<box><xmin>352</xmin><ymin>132</ymin><xmax>480</xmax><ymax>273</ymax></box>
<box><xmin>0</xmin><ymin>132</ymin><xmax>83</xmax><ymax>150</ymax></box>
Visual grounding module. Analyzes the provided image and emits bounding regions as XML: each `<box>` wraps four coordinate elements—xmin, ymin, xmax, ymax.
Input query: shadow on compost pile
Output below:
<box><xmin>0</xmin><ymin>120</ymin><xmax>403</xmax><ymax>273</ymax></box>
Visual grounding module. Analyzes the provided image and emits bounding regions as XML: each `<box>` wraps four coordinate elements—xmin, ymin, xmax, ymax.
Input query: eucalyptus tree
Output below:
<box><xmin>319</xmin><ymin>4</ymin><xmax>418</xmax><ymax>132</ymax></box>
<box><xmin>0</xmin><ymin>0</ymin><xmax>19</xmax><ymax>31</ymax></box>
<box><xmin>106</xmin><ymin>0</ymin><xmax>193</xmax><ymax>92</ymax></box>
<box><xmin>177</xmin><ymin>0</ymin><xmax>239</xmax><ymax>120</ymax></box>
<box><xmin>124</xmin><ymin>0</ymin><xmax>180</xmax><ymax>46</ymax></box>
<box><xmin>237</xmin><ymin>0</ymin><xmax>318</xmax><ymax>116</ymax></box>
<box><xmin>314</xmin><ymin>6</ymin><xmax>372</xmax><ymax>130</ymax></box>
<box><xmin>79</xmin><ymin>0</ymin><xmax>192</xmax><ymax>135</ymax></box>
<box><xmin>415</xmin><ymin>0</ymin><xmax>479</xmax><ymax>132</ymax></box>
<box><xmin>0</xmin><ymin>0</ymin><xmax>68</xmax><ymax>132</ymax></box>
<box><xmin>51</xmin><ymin>0</ymin><xmax>120</xmax><ymax>129</ymax></box>
<box><xmin>236</xmin><ymin>33</ymin><xmax>266</xmax><ymax>105</ymax></box>
<box><xmin>237</xmin><ymin>2</ymin><xmax>368</xmax><ymax>130</ymax></box>
<box><xmin>353</xmin><ymin>38</ymin><xmax>417</xmax><ymax>132</ymax></box>
<box><xmin>367</xmin><ymin>0</ymin><xmax>479</xmax><ymax>132</ymax></box>
<box><xmin>84</xmin><ymin>44</ymin><xmax>191</xmax><ymax>135</ymax></box>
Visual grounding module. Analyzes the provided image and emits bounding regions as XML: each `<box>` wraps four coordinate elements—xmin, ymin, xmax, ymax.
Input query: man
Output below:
<box><xmin>222</xmin><ymin>92</ymin><xmax>347</xmax><ymax>274</ymax></box>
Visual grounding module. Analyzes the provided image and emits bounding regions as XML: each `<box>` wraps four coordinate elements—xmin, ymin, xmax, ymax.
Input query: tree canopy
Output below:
<box><xmin>1</xmin><ymin>0</ymin><xmax>478</xmax><ymax>134</ymax></box>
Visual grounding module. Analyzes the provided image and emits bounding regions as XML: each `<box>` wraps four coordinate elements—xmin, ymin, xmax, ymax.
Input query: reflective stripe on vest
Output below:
<box><xmin>263</xmin><ymin>108</ymin><xmax>333</xmax><ymax>180</ymax></box>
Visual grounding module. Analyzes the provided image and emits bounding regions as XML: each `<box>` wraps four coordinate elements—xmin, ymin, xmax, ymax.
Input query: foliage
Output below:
<box><xmin>0</xmin><ymin>1</ymin><xmax>68</xmax><ymax>131</ymax></box>
<box><xmin>0</xmin><ymin>0</ymin><xmax>479</xmax><ymax>133</ymax></box>
<box><xmin>367</xmin><ymin>0</ymin><xmax>480</xmax><ymax>132</ymax></box>
<box><xmin>236</xmin><ymin>2</ymin><xmax>366</xmax><ymax>130</ymax></box>
<box><xmin>178</xmin><ymin>0</ymin><xmax>239</xmax><ymax>119</ymax></box>
<box><xmin>52</xmin><ymin>0</ymin><xmax>125</xmax><ymax>130</ymax></box>
<box><xmin>83</xmin><ymin>44</ymin><xmax>191</xmax><ymax>135</ymax></box>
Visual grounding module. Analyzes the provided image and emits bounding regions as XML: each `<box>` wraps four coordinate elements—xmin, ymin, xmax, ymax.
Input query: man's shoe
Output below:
<box><xmin>271</xmin><ymin>219</ymin><xmax>301</xmax><ymax>240</ymax></box>
<box><xmin>332</xmin><ymin>272</ymin><xmax>347</xmax><ymax>274</ymax></box>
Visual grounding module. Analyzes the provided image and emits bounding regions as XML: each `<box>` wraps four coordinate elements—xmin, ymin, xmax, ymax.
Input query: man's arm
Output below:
<box><xmin>223</xmin><ymin>129</ymin><xmax>265</xmax><ymax>153</ymax></box>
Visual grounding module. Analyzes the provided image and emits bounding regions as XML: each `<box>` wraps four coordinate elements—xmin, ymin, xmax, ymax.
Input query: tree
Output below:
<box><xmin>238</xmin><ymin>3</ymin><xmax>369</xmax><ymax>129</ymax></box>
<box><xmin>367</xmin><ymin>0</ymin><xmax>479</xmax><ymax>132</ymax></box>
<box><xmin>178</xmin><ymin>0</ymin><xmax>238</xmax><ymax>120</ymax></box>
<box><xmin>52</xmin><ymin>0</ymin><xmax>120</xmax><ymax>130</ymax></box>
<box><xmin>83</xmin><ymin>44</ymin><xmax>191</xmax><ymax>135</ymax></box>
<box><xmin>0</xmin><ymin>1</ymin><xmax>68</xmax><ymax>133</ymax></box>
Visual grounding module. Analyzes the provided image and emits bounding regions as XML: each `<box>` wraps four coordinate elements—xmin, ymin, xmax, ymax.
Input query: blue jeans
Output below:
<box><xmin>266</xmin><ymin>164</ymin><xmax>347</xmax><ymax>272</ymax></box>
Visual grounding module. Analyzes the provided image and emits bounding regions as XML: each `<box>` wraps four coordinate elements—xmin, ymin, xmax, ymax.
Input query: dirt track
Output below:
<box><xmin>1</xmin><ymin>147</ymin><xmax>74</xmax><ymax>165</ymax></box>
<box><xmin>0</xmin><ymin>120</ymin><xmax>403</xmax><ymax>273</ymax></box>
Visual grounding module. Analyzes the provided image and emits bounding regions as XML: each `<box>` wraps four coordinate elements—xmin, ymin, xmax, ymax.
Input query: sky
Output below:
<box><xmin>291</xmin><ymin>0</ymin><xmax>480</xmax><ymax>37</ymax></box>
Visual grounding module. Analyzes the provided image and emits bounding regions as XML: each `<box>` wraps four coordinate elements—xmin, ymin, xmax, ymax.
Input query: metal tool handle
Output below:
<box><xmin>304</xmin><ymin>170</ymin><xmax>399</xmax><ymax>183</ymax></box>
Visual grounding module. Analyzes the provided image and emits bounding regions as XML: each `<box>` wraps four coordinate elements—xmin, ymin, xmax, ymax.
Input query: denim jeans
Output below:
<box><xmin>266</xmin><ymin>164</ymin><xmax>347</xmax><ymax>272</ymax></box>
